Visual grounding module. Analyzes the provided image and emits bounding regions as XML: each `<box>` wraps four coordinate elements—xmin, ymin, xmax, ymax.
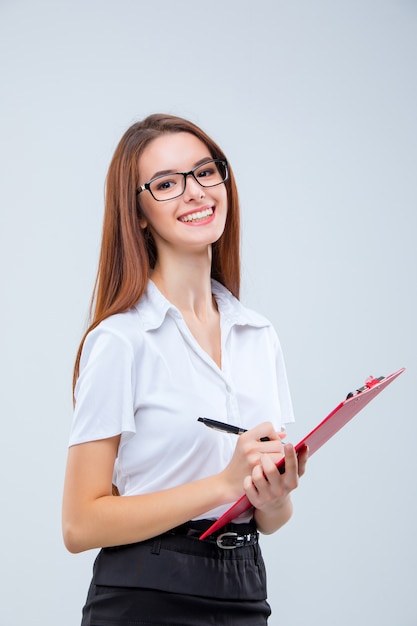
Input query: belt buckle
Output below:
<box><xmin>216</xmin><ymin>531</ymin><xmax>247</xmax><ymax>550</ymax></box>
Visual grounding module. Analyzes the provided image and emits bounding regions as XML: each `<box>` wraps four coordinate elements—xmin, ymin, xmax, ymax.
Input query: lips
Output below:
<box><xmin>178</xmin><ymin>207</ymin><xmax>214</xmax><ymax>223</ymax></box>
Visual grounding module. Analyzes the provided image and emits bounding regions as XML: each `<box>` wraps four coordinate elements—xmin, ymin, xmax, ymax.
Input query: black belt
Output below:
<box><xmin>168</xmin><ymin>519</ymin><xmax>259</xmax><ymax>550</ymax></box>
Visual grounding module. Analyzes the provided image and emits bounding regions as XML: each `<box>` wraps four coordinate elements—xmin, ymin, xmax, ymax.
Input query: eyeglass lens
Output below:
<box><xmin>149</xmin><ymin>160</ymin><xmax>228</xmax><ymax>201</ymax></box>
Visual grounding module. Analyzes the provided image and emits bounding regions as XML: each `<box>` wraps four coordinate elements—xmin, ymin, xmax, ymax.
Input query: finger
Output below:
<box><xmin>259</xmin><ymin>453</ymin><xmax>281</xmax><ymax>486</ymax></box>
<box><xmin>251</xmin><ymin>456</ymin><xmax>281</xmax><ymax>497</ymax></box>
<box><xmin>251</xmin><ymin>462</ymin><xmax>266</xmax><ymax>486</ymax></box>
<box><xmin>239</xmin><ymin>429</ymin><xmax>283</xmax><ymax>455</ymax></box>
<box><xmin>244</xmin><ymin>422</ymin><xmax>280</xmax><ymax>442</ymax></box>
<box><xmin>243</xmin><ymin>473</ymin><xmax>262</xmax><ymax>505</ymax></box>
<box><xmin>282</xmin><ymin>443</ymin><xmax>299</xmax><ymax>486</ymax></box>
<box><xmin>258</xmin><ymin>439</ymin><xmax>285</xmax><ymax>455</ymax></box>
<box><xmin>297</xmin><ymin>444</ymin><xmax>309</xmax><ymax>477</ymax></box>
<box><xmin>245</xmin><ymin>462</ymin><xmax>277</xmax><ymax>507</ymax></box>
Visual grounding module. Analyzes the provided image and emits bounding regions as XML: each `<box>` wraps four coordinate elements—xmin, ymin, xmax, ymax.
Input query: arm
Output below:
<box><xmin>62</xmin><ymin>422</ymin><xmax>282</xmax><ymax>553</ymax></box>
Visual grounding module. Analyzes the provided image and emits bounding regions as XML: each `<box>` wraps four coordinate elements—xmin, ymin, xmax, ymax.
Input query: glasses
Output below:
<box><xmin>137</xmin><ymin>159</ymin><xmax>229</xmax><ymax>202</ymax></box>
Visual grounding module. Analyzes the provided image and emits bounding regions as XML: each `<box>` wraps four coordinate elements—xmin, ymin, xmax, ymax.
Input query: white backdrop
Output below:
<box><xmin>1</xmin><ymin>1</ymin><xmax>416</xmax><ymax>625</ymax></box>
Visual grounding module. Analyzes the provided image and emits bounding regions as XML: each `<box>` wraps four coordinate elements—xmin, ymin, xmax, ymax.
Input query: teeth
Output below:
<box><xmin>180</xmin><ymin>208</ymin><xmax>213</xmax><ymax>223</ymax></box>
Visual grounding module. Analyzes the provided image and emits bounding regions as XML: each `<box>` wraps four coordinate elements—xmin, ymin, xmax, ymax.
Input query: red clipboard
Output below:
<box><xmin>199</xmin><ymin>367</ymin><xmax>405</xmax><ymax>540</ymax></box>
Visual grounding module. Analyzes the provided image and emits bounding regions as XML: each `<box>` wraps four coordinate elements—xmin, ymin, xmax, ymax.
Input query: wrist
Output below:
<box><xmin>216</xmin><ymin>468</ymin><xmax>245</xmax><ymax>504</ymax></box>
<box><xmin>255</xmin><ymin>496</ymin><xmax>293</xmax><ymax>534</ymax></box>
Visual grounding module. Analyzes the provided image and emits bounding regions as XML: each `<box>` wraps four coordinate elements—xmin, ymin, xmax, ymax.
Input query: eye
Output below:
<box><xmin>156</xmin><ymin>179</ymin><xmax>176</xmax><ymax>191</ymax></box>
<box><xmin>151</xmin><ymin>175</ymin><xmax>181</xmax><ymax>194</ymax></box>
<box><xmin>196</xmin><ymin>164</ymin><xmax>216</xmax><ymax>179</ymax></box>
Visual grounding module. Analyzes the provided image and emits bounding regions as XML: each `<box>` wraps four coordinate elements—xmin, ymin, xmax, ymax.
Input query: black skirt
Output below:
<box><xmin>81</xmin><ymin>520</ymin><xmax>271</xmax><ymax>626</ymax></box>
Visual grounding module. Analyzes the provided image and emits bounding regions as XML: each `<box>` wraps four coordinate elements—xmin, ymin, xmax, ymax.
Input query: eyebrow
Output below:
<box><xmin>149</xmin><ymin>156</ymin><xmax>214</xmax><ymax>180</ymax></box>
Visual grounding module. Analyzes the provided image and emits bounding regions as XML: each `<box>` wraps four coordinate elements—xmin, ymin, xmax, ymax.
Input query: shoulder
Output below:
<box><xmin>83</xmin><ymin>280</ymin><xmax>170</xmax><ymax>350</ymax></box>
<box><xmin>87</xmin><ymin>307</ymin><xmax>144</xmax><ymax>344</ymax></box>
<box><xmin>79</xmin><ymin>309</ymin><xmax>144</xmax><ymax>372</ymax></box>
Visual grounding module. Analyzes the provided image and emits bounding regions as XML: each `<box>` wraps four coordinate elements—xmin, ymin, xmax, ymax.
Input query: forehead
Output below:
<box><xmin>139</xmin><ymin>132</ymin><xmax>211</xmax><ymax>178</ymax></box>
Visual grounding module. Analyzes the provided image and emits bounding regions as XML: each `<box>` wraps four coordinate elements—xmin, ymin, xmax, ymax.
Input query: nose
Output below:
<box><xmin>183</xmin><ymin>173</ymin><xmax>205</xmax><ymax>200</ymax></box>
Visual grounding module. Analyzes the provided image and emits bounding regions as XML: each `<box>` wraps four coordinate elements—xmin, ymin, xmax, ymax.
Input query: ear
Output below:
<box><xmin>139</xmin><ymin>216</ymin><xmax>148</xmax><ymax>229</ymax></box>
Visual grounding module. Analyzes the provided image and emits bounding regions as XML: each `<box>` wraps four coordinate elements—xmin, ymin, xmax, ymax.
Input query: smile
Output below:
<box><xmin>179</xmin><ymin>208</ymin><xmax>214</xmax><ymax>223</ymax></box>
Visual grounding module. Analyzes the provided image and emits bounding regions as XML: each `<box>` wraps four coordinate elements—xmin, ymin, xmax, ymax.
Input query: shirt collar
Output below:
<box><xmin>210</xmin><ymin>280</ymin><xmax>270</xmax><ymax>328</ymax></box>
<box><xmin>134</xmin><ymin>279</ymin><xmax>269</xmax><ymax>331</ymax></box>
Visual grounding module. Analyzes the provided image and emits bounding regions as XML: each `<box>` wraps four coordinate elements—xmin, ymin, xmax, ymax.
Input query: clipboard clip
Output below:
<box><xmin>346</xmin><ymin>375</ymin><xmax>385</xmax><ymax>399</ymax></box>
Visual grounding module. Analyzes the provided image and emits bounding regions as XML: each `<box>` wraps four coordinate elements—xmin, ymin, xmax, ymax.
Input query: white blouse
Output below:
<box><xmin>69</xmin><ymin>279</ymin><xmax>294</xmax><ymax>520</ymax></box>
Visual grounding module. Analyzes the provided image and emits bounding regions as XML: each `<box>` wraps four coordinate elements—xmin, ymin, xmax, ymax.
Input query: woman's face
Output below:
<box><xmin>137</xmin><ymin>132</ymin><xmax>228</xmax><ymax>259</ymax></box>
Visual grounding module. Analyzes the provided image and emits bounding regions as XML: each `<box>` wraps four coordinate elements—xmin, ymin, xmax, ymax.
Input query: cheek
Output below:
<box><xmin>219</xmin><ymin>186</ymin><xmax>228</xmax><ymax>208</ymax></box>
<box><xmin>138</xmin><ymin>202</ymin><xmax>172</xmax><ymax>236</ymax></box>
<box><xmin>217</xmin><ymin>187</ymin><xmax>228</xmax><ymax>218</ymax></box>
<box><xmin>137</xmin><ymin>197</ymin><xmax>161</xmax><ymax>230</ymax></box>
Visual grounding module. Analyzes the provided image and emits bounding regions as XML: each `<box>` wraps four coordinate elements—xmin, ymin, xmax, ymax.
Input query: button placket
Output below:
<box><xmin>219</xmin><ymin>319</ymin><xmax>241</xmax><ymax>424</ymax></box>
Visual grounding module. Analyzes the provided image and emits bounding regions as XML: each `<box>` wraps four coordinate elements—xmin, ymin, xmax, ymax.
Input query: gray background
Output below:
<box><xmin>1</xmin><ymin>1</ymin><xmax>415</xmax><ymax>624</ymax></box>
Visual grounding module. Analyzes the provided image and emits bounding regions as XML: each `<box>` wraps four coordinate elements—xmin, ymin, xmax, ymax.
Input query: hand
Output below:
<box><xmin>220</xmin><ymin>422</ymin><xmax>286</xmax><ymax>500</ymax></box>
<box><xmin>244</xmin><ymin>443</ymin><xmax>309</xmax><ymax>514</ymax></box>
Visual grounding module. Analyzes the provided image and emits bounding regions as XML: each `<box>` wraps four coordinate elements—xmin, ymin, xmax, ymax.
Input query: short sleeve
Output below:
<box><xmin>69</xmin><ymin>325</ymin><xmax>137</xmax><ymax>446</ymax></box>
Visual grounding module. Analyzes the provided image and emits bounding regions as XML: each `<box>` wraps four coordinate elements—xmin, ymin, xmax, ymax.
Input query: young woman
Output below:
<box><xmin>62</xmin><ymin>113</ymin><xmax>308</xmax><ymax>625</ymax></box>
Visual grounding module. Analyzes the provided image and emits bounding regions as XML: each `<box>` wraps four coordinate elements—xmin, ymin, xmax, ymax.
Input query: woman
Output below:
<box><xmin>62</xmin><ymin>113</ymin><xmax>308</xmax><ymax>625</ymax></box>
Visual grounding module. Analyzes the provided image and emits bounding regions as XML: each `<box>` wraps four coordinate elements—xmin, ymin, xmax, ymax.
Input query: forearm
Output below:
<box><xmin>63</xmin><ymin>473</ymin><xmax>234</xmax><ymax>553</ymax></box>
<box><xmin>62</xmin><ymin>425</ymin><xmax>295</xmax><ymax>553</ymax></box>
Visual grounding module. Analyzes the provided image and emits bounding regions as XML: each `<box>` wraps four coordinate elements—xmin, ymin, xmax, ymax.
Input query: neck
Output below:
<box><xmin>151</xmin><ymin>248</ymin><xmax>215</xmax><ymax>319</ymax></box>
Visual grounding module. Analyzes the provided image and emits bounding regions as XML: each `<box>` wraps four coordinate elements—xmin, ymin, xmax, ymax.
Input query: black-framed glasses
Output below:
<box><xmin>137</xmin><ymin>159</ymin><xmax>229</xmax><ymax>202</ymax></box>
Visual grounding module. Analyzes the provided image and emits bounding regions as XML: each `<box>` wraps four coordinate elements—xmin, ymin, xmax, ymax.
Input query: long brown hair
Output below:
<box><xmin>73</xmin><ymin>113</ymin><xmax>241</xmax><ymax>391</ymax></box>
